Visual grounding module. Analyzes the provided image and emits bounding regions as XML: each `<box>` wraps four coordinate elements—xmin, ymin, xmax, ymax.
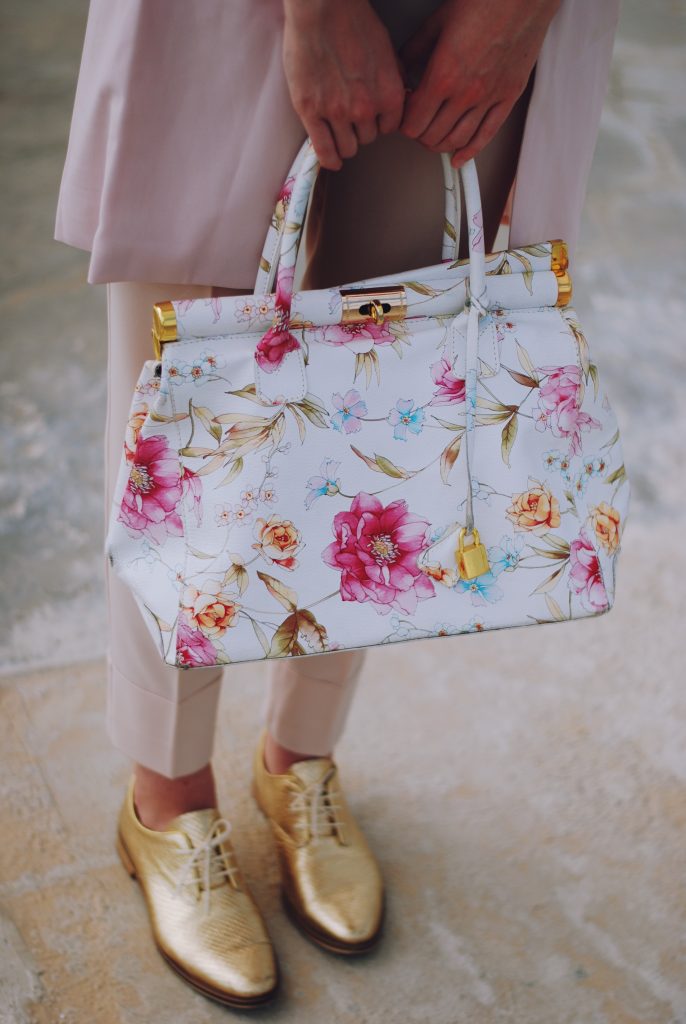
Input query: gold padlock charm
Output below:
<box><xmin>456</xmin><ymin>527</ymin><xmax>490</xmax><ymax>580</ymax></box>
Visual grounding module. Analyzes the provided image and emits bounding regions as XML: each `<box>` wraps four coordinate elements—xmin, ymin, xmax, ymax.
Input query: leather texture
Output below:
<box><xmin>116</xmin><ymin>776</ymin><xmax>278</xmax><ymax>1006</ymax></box>
<box><xmin>106</xmin><ymin>140</ymin><xmax>630</xmax><ymax>668</ymax></box>
<box><xmin>251</xmin><ymin>728</ymin><xmax>384</xmax><ymax>953</ymax></box>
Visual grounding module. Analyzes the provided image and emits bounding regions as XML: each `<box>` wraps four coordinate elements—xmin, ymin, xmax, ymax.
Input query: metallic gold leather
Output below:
<box><xmin>116</xmin><ymin>776</ymin><xmax>278</xmax><ymax>1007</ymax></box>
<box><xmin>251</xmin><ymin>729</ymin><xmax>384</xmax><ymax>953</ymax></box>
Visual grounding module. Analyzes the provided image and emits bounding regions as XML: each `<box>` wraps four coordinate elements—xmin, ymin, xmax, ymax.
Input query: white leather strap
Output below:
<box><xmin>254</xmin><ymin>143</ymin><xmax>463</xmax><ymax>297</ymax></box>
<box><xmin>253</xmin><ymin>140</ymin><xmax>489</xmax><ymax>409</ymax></box>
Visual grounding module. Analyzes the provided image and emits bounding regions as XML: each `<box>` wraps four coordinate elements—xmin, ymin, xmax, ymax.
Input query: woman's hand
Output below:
<box><xmin>282</xmin><ymin>0</ymin><xmax>406</xmax><ymax>170</ymax></box>
<box><xmin>399</xmin><ymin>0</ymin><xmax>560</xmax><ymax>167</ymax></box>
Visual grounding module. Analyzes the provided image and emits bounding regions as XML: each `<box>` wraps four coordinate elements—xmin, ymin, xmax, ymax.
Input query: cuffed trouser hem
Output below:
<box><xmin>106</xmin><ymin>656</ymin><xmax>223</xmax><ymax>779</ymax></box>
<box><xmin>261</xmin><ymin>650</ymin><xmax>365</xmax><ymax>757</ymax></box>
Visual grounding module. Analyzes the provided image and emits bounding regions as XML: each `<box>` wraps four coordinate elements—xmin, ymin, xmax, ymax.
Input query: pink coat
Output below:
<box><xmin>55</xmin><ymin>0</ymin><xmax>619</xmax><ymax>288</ymax></box>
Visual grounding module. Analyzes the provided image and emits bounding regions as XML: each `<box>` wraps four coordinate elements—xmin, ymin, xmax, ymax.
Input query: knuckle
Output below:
<box><xmin>350</xmin><ymin>100</ymin><xmax>373</xmax><ymax>124</ymax></box>
<box><xmin>432</xmin><ymin>70</ymin><xmax>457</xmax><ymax>97</ymax></box>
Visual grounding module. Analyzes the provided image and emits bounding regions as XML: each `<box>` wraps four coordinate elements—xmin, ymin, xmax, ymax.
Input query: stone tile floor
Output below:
<box><xmin>1</xmin><ymin>1</ymin><xmax>685</xmax><ymax>1022</ymax></box>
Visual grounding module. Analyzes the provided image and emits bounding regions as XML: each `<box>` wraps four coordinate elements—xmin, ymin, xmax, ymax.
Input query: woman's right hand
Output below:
<box><xmin>282</xmin><ymin>0</ymin><xmax>406</xmax><ymax>170</ymax></box>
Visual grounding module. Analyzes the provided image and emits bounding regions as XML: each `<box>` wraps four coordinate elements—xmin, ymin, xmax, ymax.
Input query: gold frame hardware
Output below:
<box><xmin>550</xmin><ymin>239</ymin><xmax>572</xmax><ymax>308</ymax></box>
<box><xmin>341</xmin><ymin>286</ymin><xmax>407</xmax><ymax>325</ymax></box>
<box><xmin>151</xmin><ymin>301</ymin><xmax>177</xmax><ymax>360</ymax></box>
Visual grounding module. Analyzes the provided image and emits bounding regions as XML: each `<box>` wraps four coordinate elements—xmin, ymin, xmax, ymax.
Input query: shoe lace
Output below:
<box><xmin>288</xmin><ymin>768</ymin><xmax>344</xmax><ymax>843</ymax></box>
<box><xmin>172</xmin><ymin>817</ymin><xmax>241</xmax><ymax>915</ymax></box>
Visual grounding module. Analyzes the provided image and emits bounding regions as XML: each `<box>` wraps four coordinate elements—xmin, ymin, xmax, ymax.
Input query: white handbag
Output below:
<box><xmin>106</xmin><ymin>139</ymin><xmax>630</xmax><ymax>668</ymax></box>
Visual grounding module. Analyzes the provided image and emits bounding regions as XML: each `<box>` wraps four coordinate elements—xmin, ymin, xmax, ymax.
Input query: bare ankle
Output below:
<box><xmin>133</xmin><ymin>761</ymin><xmax>217</xmax><ymax>831</ymax></box>
<box><xmin>263</xmin><ymin>732</ymin><xmax>331</xmax><ymax>775</ymax></box>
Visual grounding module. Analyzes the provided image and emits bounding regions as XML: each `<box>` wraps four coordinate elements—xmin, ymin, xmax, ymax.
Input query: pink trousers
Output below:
<box><xmin>104</xmin><ymin>96</ymin><xmax>534</xmax><ymax>779</ymax></box>
<box><xmin>106</xmin><ymin>282</ymin><xmax>366</xmax><ymax>778</ymax></box>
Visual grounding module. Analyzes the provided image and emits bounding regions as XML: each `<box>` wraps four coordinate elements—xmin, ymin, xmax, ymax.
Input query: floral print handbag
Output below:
<box><xmin>106</xmin><ymin>139</ymin><xmax>630</xmax><ymax>668</ymax></box>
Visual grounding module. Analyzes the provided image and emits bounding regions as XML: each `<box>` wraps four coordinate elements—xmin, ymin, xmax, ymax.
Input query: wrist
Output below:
<box><xmin>283</xmin><ymin>0</ymin><xmax>333</xmax><ymax>25</ymax></box>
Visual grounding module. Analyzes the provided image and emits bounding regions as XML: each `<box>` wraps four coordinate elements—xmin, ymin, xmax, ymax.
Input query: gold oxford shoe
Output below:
<box><xmin>251</xmin><ymin>729</ymin><xmax>385</xmax><ymax>954</ymax></box>
<box><xmin>116</xmin><ymin>776</ymin><xmax>279</xmax><ymax>1008</ymax></box>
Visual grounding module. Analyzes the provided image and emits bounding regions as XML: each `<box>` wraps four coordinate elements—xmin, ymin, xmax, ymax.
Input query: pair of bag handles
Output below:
<box><xmin>252</xmin><ymin>138</ymin><xmax>489</xmax><ymax>318</ymax></box>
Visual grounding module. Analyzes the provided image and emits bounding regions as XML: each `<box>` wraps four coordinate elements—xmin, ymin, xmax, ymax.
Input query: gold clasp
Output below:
<box><xmin>151</xmin><ymin>301</ymin><xmax>177</xmax><ymax>360</ymax></box>
<box><xmin>340</xmin><ymin>286</ymin><xmax>406</xmax><ymax>325</ymax></box>
<box><xmin>550</xmin><ymin>240</ymin><xmax>572</xmax><ymax>308</ymax></box>
<box><xmin>456</xmin><ymin>527</ymin><xmax>490</xmax><ymax>581</ymax></box>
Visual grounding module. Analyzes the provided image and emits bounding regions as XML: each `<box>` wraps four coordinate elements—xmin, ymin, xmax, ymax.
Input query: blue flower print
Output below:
<box><xmin>387</xmin><ymin>399</ymin><xmax>425</xmax><ymax>441</ymax></box>
<box><xmin>488</xmin><ymin>535</ymin><xmax>525</xmax><ymax>576</ymax></box>
<box><xmin>580</xmin><ymin>453</ymin><xmax>608</xmax><ymax>480</ymax></box>
<box><xmin>165</xmin><ymin>360</ymin><xmax>188</xmax><ymax>386</ymax></box>
<box><xmin>543</xmin><ymin>449</ymin><xmax>561</xmax><ymax>472</ymax></box>
<box><xmin>571</xmin><ymin>472</ymin><xmax>589</xmax><ymax>498</ymax></box>
<box><xmin>460</xmin><ymin>616</ymin><xmax>487</xmax><ymax>633</ymax></box>
<box><xmin>305</xmin><ymin>459</ymin><xmax>341</xmax><ymax>509</ymax></box>
<box><xmin>187</xmin><ymin>359</ymin><xmax>209</xmax><ymax>385</ymax></box>
<box><xmin>454</xmin><ymin>570</ymin><xmax>503</xmax><ymax>606</ymax></box>
<box><xmin>433</xmin><ymin>622</ymin><xmax>461</xmax><ymax>637</ymax></box>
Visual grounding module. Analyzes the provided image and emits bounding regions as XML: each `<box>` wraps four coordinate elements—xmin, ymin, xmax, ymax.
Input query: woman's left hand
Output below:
<box><xmin>399</xmin><ymin>0</ymin><xmax>560</xmax><ymax>167</ymax></box>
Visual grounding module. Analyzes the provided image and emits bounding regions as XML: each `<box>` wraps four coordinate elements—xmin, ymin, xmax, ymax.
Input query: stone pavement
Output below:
<box><xmin>1</xmin><ymin>2</ymin><xmax>685</xmax><ymax>1022</ymax></box>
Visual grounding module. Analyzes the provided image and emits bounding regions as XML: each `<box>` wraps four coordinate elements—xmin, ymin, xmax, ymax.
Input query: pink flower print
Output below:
<box><xmin>315</xmin><ymin>319</ymin><xmax>394</xmax><ymax>349</ymax></box>
<box><xmin>180</xmin><ymin>466</ymin><xmax>203</xmax><ymax>526</ymax></box>
<box><xmin>203</xmin><ymin>296</ymin><xmax>222</xmax><ymax>323</ymax></box>
<box><xmin>536</xmin><ymin>364</ymin><xmax>601</xmax><ymax>456</ymax></box>
<box><xmin>323</xmin><ymin>493</ymin><xmax>435</xmax><ymax>615</ymax></box>
<box><xmin>274</xmin><ymin>176</ymin><xmax>294</xmax><ymax>223</ymax></box>
<box><xmin>331</xmin><ymin>390</ymin><xmax>367</xmax><ymax>434</ymax></box>
<box><xmin>275</xmin><ymin>264</ymin><xmax>295</xmax><ymax>310</ymax></box>
<box><xmin>255</xmin><ymin>325</ymin><xmax>301</xmax><ymax>373</ymax></box>
<box><xmin>470</xmin><ymin>209</ymin><xmax>484</xmax><ymax>252</ymax></box>
<box><xmin>118</xmin><ymin>434</ymin><xmax>184</xmax><ymax>545</ymax></box>
<box><xmin>255</xmin><ymin>266</ymin><xmax>300</xmax><ymax>372</ymax></box>
<box><xmin>568</xmin><ymin>530</ymin><xmax>608</xmax><ymax>613</ymax></box>
<box><xmin>429</xmin><ymin>357</ymin><xmax>466</xmax><ymax>406</ymax></box>
<box><xmin>176</xmin><ymin>620</ymin><xmax>217</xmax><ymax>667</ymax></box>
<box><xmin>176</xmin><ymin>299</ymin><xmax>195</xmax><ymax>315</ymax></box>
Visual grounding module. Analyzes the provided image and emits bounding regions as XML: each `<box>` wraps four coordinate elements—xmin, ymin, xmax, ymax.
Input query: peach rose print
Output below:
<box><xmin>124</xmin><ymin>406</ymin><xmax>148</xmax><ymax>461</ymax></box>
<box><xmin>590</xmin><ymin>502</ymin><xmax>620</xmax><ymax>554</ymax></box>
<box><xmin>182</xmin><ymin>583</ymin><xmax>240</xmax><ymax>639</ymax></box>
<box><xmin>506</xmin><ymin>480</ymin><xmax>561</xmax><ymax>534</ymax></box>
<box><xmin>253</xmin><ymin>516</ymin><xmax>303</xmax><ymax>570</ymax></box>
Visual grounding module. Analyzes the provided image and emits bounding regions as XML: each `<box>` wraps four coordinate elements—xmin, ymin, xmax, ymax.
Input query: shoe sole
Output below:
<box><xmin>115</xmin><ymin>830</ymin><xmax>279</xmax><ymax>1009</ymax></box>
<box><xmin>250</xmin><ymin>780</ymin><xmax>385</xmax><ymax>956</ymax></box>
<box><xmin>281</xmin><ymin>887</ymin><xmax>385</xmax><ymax>956</ymax></box>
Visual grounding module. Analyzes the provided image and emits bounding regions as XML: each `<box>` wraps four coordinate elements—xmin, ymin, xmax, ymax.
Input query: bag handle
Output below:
<box><xmin>254</xmin><ymin>139</ymin><xmax>464</xmax><ymax>297</ymax></box>
<box><xmin>253</xmin><ymin>139</ymin><xmax>487</xmax><ymax>396</ymax></box>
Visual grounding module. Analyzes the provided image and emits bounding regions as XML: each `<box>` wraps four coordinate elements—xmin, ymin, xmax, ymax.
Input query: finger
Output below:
<box><xmin>450</xmin><ymin>104</ymin><xmax>505</xmax><ymax>168</ymax></box>
<box><xmin>400</xmin><ymin>83</ymin><xmax>445</xmax><ymax>140</ymax></box>
<box><xmin>418</xmin><ymin>99</ymin><xmax>471</xmax><ymax>150</ymax></box>
<box><xmin>353</xmin><ymin>118</ymin><xmax>379</xmax><ymax>146</ymax></box>
<box><xmin>330</xmin><ymin>119</ymin><xmax>359</xmax><ymax>160</ymax></box>
<box><xmin>376</xmin><ymin>62</ymin><xmax>407</xmax><ymax>134</ymax></box>
<box><xmin>308</xmin><ymin>119</ymin><xmax>342</xmax><ymax>171</ymax></box>
<box><xmin>430</xmin><ymin>106</ymin><xmax>484</xmax><ymax>153</ymax></box>
<box><xmin>378</xmin><ymin>82</ymin><xmax>406</xmax><ymax>134</ymax></box>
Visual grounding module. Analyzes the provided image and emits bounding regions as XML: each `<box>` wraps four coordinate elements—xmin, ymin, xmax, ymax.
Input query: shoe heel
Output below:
<box><xmin>116</xmin><ymin>831</ymin><xmax>137</xmax><ymax>878</ymax></box>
